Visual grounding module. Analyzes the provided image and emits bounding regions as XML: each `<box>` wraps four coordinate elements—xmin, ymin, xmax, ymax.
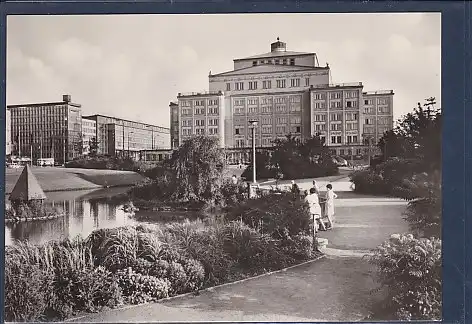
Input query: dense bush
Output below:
<box><xmin>49</xmin><ymin>266</ymin><xmax>123</xmax><ymax>318</ymax></box>
<box><xmin>369</xmin><ymin>234</ymin><xmax>442</xmax><ymax>320</ymax></box>
<box><xmin>65</xmin><ymin>155</ymin><xmax>145</xmax><ymax>172</ymax></box>
<box><xmin>226</xmin><ymin>192</ymin><xmax>311</xmax><ymax>239</ymax></box>
<box><xmin>116</xmin><ymin>268</ymin><xmax>171</xmax><ymax>304</ymax></box>
<box><xmin>4</xmin><ymin>259</ymin><xmax>54</xmax><ymax>322</ymax></box>
<box><xmin>219</xmin><ymin>179</ymin><xmax>248</xmax><ymax>207</ymax></box>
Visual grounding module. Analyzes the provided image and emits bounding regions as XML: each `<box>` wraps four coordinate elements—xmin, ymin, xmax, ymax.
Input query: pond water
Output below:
<box><xmin>5</xmin><ymin>187</ymin><xmax>156</xmax><ymax>246</ymax></box>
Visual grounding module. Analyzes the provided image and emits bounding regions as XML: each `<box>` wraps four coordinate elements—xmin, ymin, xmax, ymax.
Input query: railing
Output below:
<box><xmin>311</xmin><ymin>82</ymin><xmax>363</xmax><ymax>89</ymax></box>
<box><xmin>363</xmin><ymin>90</ymin><xmax>394</xmax><ymax>95</ymax></box>
<box><xmin>177</xmin><ymin>90</ymin><xmax>223</xmax><ymax>97</ymax></box>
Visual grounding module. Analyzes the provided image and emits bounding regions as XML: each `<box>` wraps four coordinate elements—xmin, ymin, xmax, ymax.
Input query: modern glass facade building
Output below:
<box><xmin>7</xmin><ymin>95</ymin><xmax>83</xmax><ymax>164</ymax></box>
<box><xmin>83</xmin><ymin>114</ymin><xmax>170</xmax><ymax>159</ymax></box>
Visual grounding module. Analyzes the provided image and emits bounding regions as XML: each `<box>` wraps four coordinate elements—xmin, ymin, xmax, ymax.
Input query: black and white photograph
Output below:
<box><xmin>4</xmin><ymin>12</ymin><xmax>442</xmax><ymax>322</ymax></box>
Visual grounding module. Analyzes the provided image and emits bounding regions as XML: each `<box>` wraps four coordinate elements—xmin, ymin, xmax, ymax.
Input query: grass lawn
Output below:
<box><xmin>5</xmin><ymin>167</ymin><xmax>145</xmax><ymax>193</ymax></box>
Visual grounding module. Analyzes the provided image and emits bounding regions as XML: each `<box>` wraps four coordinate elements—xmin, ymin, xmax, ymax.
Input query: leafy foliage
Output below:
<box><xmin>226</xmin><ymin>192</ymin><xmax>312</xmax><ymax>239</ymax></box>
<box><xmin>369</xmin><ymin>234</ymin><xmax>442</xmax><ymax>320</ymax></box>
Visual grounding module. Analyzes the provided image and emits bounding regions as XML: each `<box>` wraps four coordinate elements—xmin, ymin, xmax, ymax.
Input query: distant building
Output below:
<box><xmin>6</xmin><ymin>108</ymin><xmax>11</xmax><ymax>156</ymax></box>
<box><xmin>82</xmin><ymin>118</ymin><xmax>97</xmax><ymax>155</ymax></box>
<box><xmin>169</xmin><ymin>102</ymin><xmax>179</xmax><ymax>149</ymax></box>
<box><xmin>171</xmin><ymin>91</ymin><xmax>226</xmax><ymax>148</ymax></box>
<box><xmin>7</xmin><ymin>94</ymin><xmax>83</xmax><ymax>164</ymax></box>
<box><xmin>83</xmin><ymin>114</ymin><xmax>170</xmax><ymax>160</ymax></box>
<box><xmin>171</xmin><ymin>38</ymin><xmax>394</xmax><ymax>160</ymax></box>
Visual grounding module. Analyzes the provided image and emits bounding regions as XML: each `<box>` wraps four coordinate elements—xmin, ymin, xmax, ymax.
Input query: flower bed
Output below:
<box><xmin>5</xmin><ymin>216</ymin><xmax>321</xmax><ymax>322</ymax></box>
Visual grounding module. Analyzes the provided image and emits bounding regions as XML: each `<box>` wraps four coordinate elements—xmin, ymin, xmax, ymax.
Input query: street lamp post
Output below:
<box><xmin>248</xmin><ymin>120</ymin><xmax>258</xmax><ymax>184</ymax></box>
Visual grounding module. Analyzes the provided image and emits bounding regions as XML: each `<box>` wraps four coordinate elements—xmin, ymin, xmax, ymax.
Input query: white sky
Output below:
<box><xmin>7</xmin><ymin>13</ymin><xmax>440</xmax><ymax>128</ymax></box>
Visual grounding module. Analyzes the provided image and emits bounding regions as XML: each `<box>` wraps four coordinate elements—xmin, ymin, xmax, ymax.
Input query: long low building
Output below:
<box><xmin>170</xmin><ymin>38</ymin><xmax>394</xmax><ymax>159</ymax></box>
<box><xmin>82</xmin><ymin>114</ymin><xmax>170</xmax><ymax>160</ymax></box>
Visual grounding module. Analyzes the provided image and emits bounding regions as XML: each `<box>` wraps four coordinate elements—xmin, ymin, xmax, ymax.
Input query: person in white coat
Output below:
<box><xmin>325</xmin><ymin>183</ymin><xmax>338</xmax><ymax>229</ymax></box>
<box><xmin>305</xmin><ymin>187</ymin><xmax>325</xmax><ymax>233</ymax></box>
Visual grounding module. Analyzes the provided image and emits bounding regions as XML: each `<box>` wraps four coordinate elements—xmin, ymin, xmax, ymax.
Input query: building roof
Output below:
<box><xmin>83</xmin><ymin>114</ymin><xmax>170</xmax><ymax>131</ymax></box>
<box><xmin>210</xmin><ymin>64</ymin><xmax>327</xmax><ymax>77</ymax></box>
<box><xmin>234</xmin><ymin>51</ymin><xmax>315</xmax><ymax>61</ymax></box>
<box><xmin>9</xmin><ymin>165</ymin><xmax>47</xmax><ymax>201</ymax></box>
<box><xmin>7</xmin><ymin>101</ymin><xmax>81</xmax><ymax>108</ymax></box>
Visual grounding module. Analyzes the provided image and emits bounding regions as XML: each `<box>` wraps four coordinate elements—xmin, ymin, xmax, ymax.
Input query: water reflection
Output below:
<box><xmin>5</xmin><ymin>187</ymin><xmax>139</xmax><ymax>246</ymax></box>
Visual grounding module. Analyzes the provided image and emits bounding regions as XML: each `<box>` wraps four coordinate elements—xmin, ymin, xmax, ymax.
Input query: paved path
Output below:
<box><xmin>69</xmin><ymin>177</ymin><xmax>408</xmax><ymax>323</ymax></box>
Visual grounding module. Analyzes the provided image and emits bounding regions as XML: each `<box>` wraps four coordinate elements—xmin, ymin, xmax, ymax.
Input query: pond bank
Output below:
<box><xmin>5</xmin><ymin>167</ymin><xmax>145</xmax><ymax>194</ymax></box>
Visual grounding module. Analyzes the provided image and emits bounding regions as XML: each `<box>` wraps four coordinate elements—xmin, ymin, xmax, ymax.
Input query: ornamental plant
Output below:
<box><xmin>368</xmin><ymin>234</ymin><xmax>442</xmax><ymax>320</ymax></box>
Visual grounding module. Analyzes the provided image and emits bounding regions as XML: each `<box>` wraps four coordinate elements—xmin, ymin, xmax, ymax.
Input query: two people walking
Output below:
<box><xmin>304</xmin><ymin>181</ymin><xmax>338</xmax><ymax>233</ymax></box>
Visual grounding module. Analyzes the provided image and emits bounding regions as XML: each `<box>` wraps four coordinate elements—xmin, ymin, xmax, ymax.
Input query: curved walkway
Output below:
<box><xmin>69</xmin><ymin>177</ymin><xmax>408</xmax><ymax>323</ymax></box>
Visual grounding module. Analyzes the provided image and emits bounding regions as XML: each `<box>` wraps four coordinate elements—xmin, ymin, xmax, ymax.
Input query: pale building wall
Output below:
<box><xmin>209</xmin><ymin>67</ymin><xmax>329</xmax><ymax>94</ymax></box>
<box><xmin>234</xmin><ymin>54</ymin><xmax>316</xmax><ymax>70</ymax></box>
<box><xmin>177</xmin><ymin>93</ymin><xmax>226</xmax><ymax>148</ymax></box>
<box><xmin>82</xmin><ymin>118</ymin><xmax>96</xmax><ymax>155</ymax></box>
<box><xmin>362</xmin><ymin>91</ymin><xmax>395</xmax><ymax>144</ymax></box>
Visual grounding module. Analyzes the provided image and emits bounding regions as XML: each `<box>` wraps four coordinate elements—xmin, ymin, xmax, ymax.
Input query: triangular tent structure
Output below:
<box><xmin>9</xmin><ymin>165</ymin><xmax>47</xmax><ymax>202</ymax></box>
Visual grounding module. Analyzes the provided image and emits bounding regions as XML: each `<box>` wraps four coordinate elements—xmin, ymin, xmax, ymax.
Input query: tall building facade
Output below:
<box><xmin>169</xmin><ymin>102</ymin><xmax>179</xmax><ymax>149</ymax></box>
<box><xmin>82</xmin><ymin>118</ymin><xmax>97</xmax><ymax>155</ymax></box>
<box><xmin>170</xmin><ymin>39</ymin><xmax>394</xmax><ymax>159</ymax></box>
<box><xmin>6</xmin><ymin>108</ymin><xmax>11</xmax><ymax>156</ymax></box>
<box><xmin>83</xmin><ymin>114</ymin><xmax>170</xmax><ymax>159</ymax></box>
<box><xmin>174</xmin><ymin>92</ymin><xmax>226</xmax><ymax>148</ymax></box>
<box><xmin>7</xmin><ymin>95</ymin><xmax>83</xmax><ymax>163</ymax></box>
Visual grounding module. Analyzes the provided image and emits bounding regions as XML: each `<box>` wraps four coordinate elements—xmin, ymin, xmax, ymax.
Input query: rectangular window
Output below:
<box><xmin>276</xmin><ymin>79</ymin><xmax>286</xmax><ymax>88</ymax></box>
<box><xmin>330</xmin><ymin>101</ymin><xmax>343</xmax><ymax>109</ymax></box>
<box><xmin>290</xmin><ymin>105</ymin><xmax>301</xmax><ymax>112</ymax></box>
<box><xmin>276</xmin><ymin>117</ymin><xmax>287</xmax><ymax>124</ymax></box>
<box><xmin>305</xmin><ymin>78</ymin><xmax>310</xmax><ymax>86</ymax></box>
<box><xmin>365</xmin><ymin>118</ymin><xmax>371</xmax><ymax>125</ymax></box>
<box><xmin>236</xmin><ymin>82</ymin><xmax>244</xmax><ymax>91</ymax></box>
<box><xmin>275</xmin><ymin>59</ymin><xmax>280</xmax><ymax>64</ymax></box>
<box><xmin>290</xmin><ymin>116</ymin><xmax>301</xmax><ymax>124</ymax></box>
<box><xmin>249</xmin><ymin>81</ymin><xmax>258</xmax><ymax>90</ymax></box>
<box><xmin>353</xmin><ymin>135</ymin><xmax>358</xmax><ymax>143</ymax></box>
<box><xmin>274</xmin><ymin>97</ymin><xmax>286</xmax><ymax>104</ymax></box>
<box><xmin>290</xmin><ymin>58</ymin><xmax>295</xmax><ymax>65</ymax></box>
<box><xmin>315</xmin><ymin>114</ymin><xmax>327</xmax><ymax>122</ymax></box>
<box><xmin>282</xmin><ymin>59</ymin><xmax>287</xmax><ymax>65</ymax></box>
<box><xmin>330</xmin><ymin>123</ymin><xmax>342</xmax><ymax>131</ymax></box>
<box><xmin>226</xmin><ymin>83</ymin><xmax>231</xmax><ymax>91</ymax></box>
<box><xmin>290</xmin><ymin>78</ymin><xmax>300</xmax><ymax>87</ymax></box>
<box><xmin>337</xmin><ymin>136</ymin><xmax>342</xmax><ymax>144</ymax></box>
<box><xmin>252</xmin><ymin>61</ymin><xmax>257</xmax><ymax>66</ymax></box>
<box><xmin>261</xmin><ymin>106</ymin><xmax>272</xmax><ymax>113</ymax></box>
<box><xmin>331</xmin><ymin>136</ymin><xmax>336</xmax><ymax>144</ymax></box>
<box><xmin>262</xmin><ymin>80</ymin><xmax>272</xmax><ymax>89</ymax></box>
<box><xmin>262</xmin><ymin>126</ymin><xmax>272</xmax><ymax>134</ymax></box>
<box><xmin>330</xmin><ymin>92</ymin><xmax>342</xmax><ymax>99</ymax></box>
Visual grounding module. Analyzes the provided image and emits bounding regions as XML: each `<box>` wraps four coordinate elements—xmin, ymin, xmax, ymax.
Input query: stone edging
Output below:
<box><xmin>65</xmin><ymin>254</ymin><xmax>326</xmax><ymax>323</ymax></box>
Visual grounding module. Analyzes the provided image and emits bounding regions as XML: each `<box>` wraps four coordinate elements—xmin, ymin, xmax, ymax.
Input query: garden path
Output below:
<box><xmin>68</xmin><ymin>177</ymin><xmax>408</xmax><ymax>323</ymax></box>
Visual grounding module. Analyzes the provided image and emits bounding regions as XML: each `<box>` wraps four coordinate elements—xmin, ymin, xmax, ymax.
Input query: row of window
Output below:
<box><xmin>234</xmin><ymin>105</ymin><xmax>301</xmax><ymax>115</ymax></box>
<box><xmin>364</xmin><ymin>106</ymin><xmax>391</xmax><ymax>114</ymax></box>
<box><xmin>313</xmin><ymin>100</ymin><xmax>359</xmax><ymax>109</ymax></box>
<box><xmin>228</xmin><ymin>77</ymin><xmax>310</xmax><ymax>92</ymax></box>
<box><xmin>181</xmin><ymin>107</ymin><xmax>220</xmax><ymax>116</ymax></box>
<box><xmin>235</xmin><ymin>125</ymin><xmax>302</xmax><ymax>136</ymax></box>
<box><xmin>234</xmin><ymin>96</ymin><xmax>302</xmax><ymax>106</ymax></box>
<box><xmin>252</xmin><ymin>58</ymin><xmax>296</xmax><ymax>66</ymax></box>
<box><xmin>364</xmin><ymin>98</ymin><xmax>390</xmax><ymax>105</ymax></box>
<box><xmin>181</xmin><ymin>127</ymin><xmax>219</xmax><ymax>136</ymax></box>
<box><xmin>180</xmin><ymin>99</ymin><xmax>220</xmax><ymax>107</ymax></box>
<box><xmin>181</xmin><ymin>118</ymin><xmax>219</xmax><ymax>127</ymax></box>
<box><xmin>314</xmin><ymin>113</ymin><xmax>359</xmax><ymax>121</ymax></box>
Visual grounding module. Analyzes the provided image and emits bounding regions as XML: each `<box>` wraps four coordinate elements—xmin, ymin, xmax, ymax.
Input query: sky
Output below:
<box><xmin>7</xmin><ymin>13</ymin><xmax>440</xmax><ymax>128</ymax></box>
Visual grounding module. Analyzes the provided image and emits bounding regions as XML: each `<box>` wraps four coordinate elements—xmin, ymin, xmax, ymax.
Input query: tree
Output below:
<box><xmin>378</xmin><ymin>98</ymin><xmax>441</xmax><ymax>170</ymax></box>
<box><xmin>170</xmin><ymin>136</ymin><xmax>225</xmax><ymax>203</ymax></box>
<box><xmin>89</xmin><ymin>137</ymin><xmax>99</xmax><ymax>157</ymax></box>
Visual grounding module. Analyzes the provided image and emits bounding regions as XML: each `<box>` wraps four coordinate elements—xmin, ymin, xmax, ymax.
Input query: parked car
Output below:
<box><xmin>332</xmin><ymin>156</ymin><xmax>349</xmax><ymax>167</ymax></box>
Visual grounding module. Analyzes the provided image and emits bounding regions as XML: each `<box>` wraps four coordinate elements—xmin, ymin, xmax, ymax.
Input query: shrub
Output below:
<box><xmin>4</xmin><ymin>259</ymin><xmax>54</xmax><ymax>322</ymax></box>
<box><xmin>282</xmin><ymin>234</ymin><xmax>314</xmax><ymax>261</ymax></box>
<box><xmin>180</xmin><ymin>258</ymin><xmax>205</xmax><ymax>291</ymax></box>
<box><xmin>368</xmin><ymin>234</ymin><xmax>442</xmax><ymax>320</ymax></box>
<box><xmin>220</xmin><ymin>179</ymin><xmax>248</xmax><ymax>207</ymax></box>
<box><xmin>48</xmin><ymin>266</ymin><xmax>123</xmax><ymax>319</ymax></box>
<box><xmin>182</xmin><ymin>227</ymin><xmax>234</xmax><ymax>285</ymax></box>
<box><xmin>116</xmin><ymin>268</ymin><xmax>171</xmax><ymax>304</ymax></box>
<box><xmin>226</xmin><ymin>192</ymin><xmax>311</xmax><ymax>239</ymax></box>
